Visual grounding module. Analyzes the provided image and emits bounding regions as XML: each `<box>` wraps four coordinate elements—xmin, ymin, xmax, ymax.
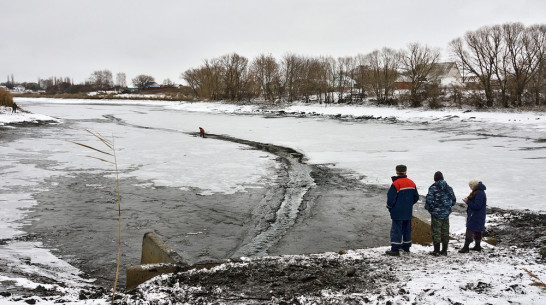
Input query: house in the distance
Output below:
<box><xmin>429</xmin><ymin>62</ymin><xmax>462</xmax><ymax>87</ymax></box>
<box><xmin>144</xmin><ymin>82</ymin><xmax>161</xmax><ymax>89</ymax></box>
<box><xmin>395</xmin><ymin>62</ymin><xmax>463</xmax><ymax>89</ymax></box>
<box><xmin>13</xmin><ymin>84</ymin><xmax>26</xmax><ymax>92</ymax></box>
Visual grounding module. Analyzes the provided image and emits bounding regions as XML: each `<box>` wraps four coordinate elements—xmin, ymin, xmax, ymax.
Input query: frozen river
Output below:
<box><xmin>1</xmin><ymin>99</ymin><xmax>545</xmax><ymax>292</ymax></box>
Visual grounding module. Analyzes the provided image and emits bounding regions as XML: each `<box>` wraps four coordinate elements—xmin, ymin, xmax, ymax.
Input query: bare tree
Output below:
<box><xmin>219</xmin><ymin>53</ymin><xmax>249</xmax><ymax>101</ymax></box>
<box><xmin>298</xmin><ymin>57</ymin><xmax>313</xmax><ymax>102</ymax></box>
<box><xmin>503</xmin><ymin>23</ymin><xmax>544</xmax><ymax>106</ymax></box>
<box><xmin>202</xmin><ymin>59</ymin><xmax>223</xmax><ymax>100</ymax></box>
<box><xmin>115</xmin><ymin>72</ymin><xmax>127</xmax><ymax>89</ymax></box>
<box><xmin>315</xmin><ymin>56</ymin><xmax>332</xmax><ymax>103</ymax></box>
<box><xmin>363</xmin><ymin>47</ymin><xmax>401</xmax><ymax>104</ymax></box>
<box><xmin>400</xmin><ymin>42</ymin><xmax>441</xmax><ymax>107</ymax></box>
<box><xmin>299</xmin><ymin>57</ymin><xmax>329</xmax><ymax>103</ymax></box>
<box><xmin>162</xmin><ymin>78</ymin><xmax>175</xmax><ymax>87</ymax></box>
<box><xmin>337</xmin><ymin>56</ymin><xmax>356</xmax><ymax>102</ymax></box>
<box><xmin>354</xmin><ymin>54</ymin><xmax>370</xmax><ymax>100</ymax></box>
<box><xmin>88</xmin><ymin>70</ymin><xmax>113</xmax><ymax>91</ymax></box>
<box><xmin>484</xmin><ymin>25</ymin><xmax>512</xmax><ymax>108</ymax></box>
<box><xmin>132</xmin><ymin>74</ymin><xmax>155</xmax><ymax>90</ymax></box>
<box><xmin>450</xmin><ymin>26</ymin><xmax>501</xmax><ymax>107</ymax></box>
<box><xmin>250</xmin><ymin>54</ymin><xmax>279</xmax><ymax>102</ymax></box>
<box><xmin>280</xmin><ymin>53</ymin><xmax>304</xmax><ymax>102</ymax></box>
<box><xmin>181</xmin><ymin>68</ymin><xmax>202</xmax><ymax>97</ymax></box>
<box><xmin>528</xmin><ymin>24</ymin><xmax>546</xmax><ymax>106</ymax></box>
<box><xmin>324</xmin><ymin>56</ymin><xmax>338</xmax><ymax>103</ymax></box>
<box><xmin>181</xmin><ymin>58</ymin><xmax>223</xmax><ymax>100</ymax></box>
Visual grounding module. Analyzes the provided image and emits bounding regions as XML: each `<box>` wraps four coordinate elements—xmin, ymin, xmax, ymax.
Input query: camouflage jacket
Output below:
<box><xmin>425</xmin><ymin>180</ymin><xmax>456</xmax><ymax>220</ymax></box>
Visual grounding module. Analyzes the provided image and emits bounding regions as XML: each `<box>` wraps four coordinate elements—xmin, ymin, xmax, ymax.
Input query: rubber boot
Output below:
<box><xmin>458</xmin><ymin>241</ymin><xmax>471</xmax><ymax>253</ymax></box>
<box><xmin>385</xmin><ymin>250</ymin><xmax>400</xmax><ymax>256</ymax></box>
<box><xmin>471</xmin><ymin>239</ymin><xmax>482</xmax><ymax>252</ymax></box>
<box><xmin>440</xmin><ymin>241</ymin><xmax>449</xmax><ymax>256</ymax></box>
<box><xmin>430</xmin><ymin>243</ymin><xmax>440</xmax><ymax>256</ymax></box>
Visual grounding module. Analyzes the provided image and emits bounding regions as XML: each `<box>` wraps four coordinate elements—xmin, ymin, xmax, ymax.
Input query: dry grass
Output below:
<box><xmin>73</xmin><ymin>130</ymin><xmax>122</xmax><ymax>304</ymax></box>
<box><xmin>524</xmin><ymin>268</ymin><xmax>546</xmax><ymax>291</ymax></box>
<box><xmin>0</xmin><ymin>88</ymin><xmax>15</xmax><ymax>107</ymax></box>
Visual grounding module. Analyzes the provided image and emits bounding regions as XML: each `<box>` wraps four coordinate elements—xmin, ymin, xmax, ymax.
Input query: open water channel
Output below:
<box><xmin>1</xmin><ymin>100</ymin><xmax>392</xmax><ymax>290</ymax></box>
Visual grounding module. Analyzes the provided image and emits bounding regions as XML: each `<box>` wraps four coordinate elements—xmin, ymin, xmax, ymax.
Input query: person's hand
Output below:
<box><xmin>463</xmin><ymin>197</ymin><xmax>468</xmax><ymax>203</ymax></box>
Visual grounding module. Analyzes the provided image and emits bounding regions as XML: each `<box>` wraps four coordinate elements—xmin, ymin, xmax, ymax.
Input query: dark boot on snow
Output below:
<box><xmin>471</xmin><ymin>240</ymin><xmax>482</xmax><ymax>252</ymax></box>
<box><xmin>430</xmin><ymin>243</ymin><xmax>441</xmax><ymax>256</ymax></box>
<box><xmin>458</xmin><ymin>241</ymin><xmax>471</xmax><ymax>253</ymax></box>
<box><xmin>385</xmin><ymin>250</ymin><xmax>400</xmax><ymax>256</ymax></box>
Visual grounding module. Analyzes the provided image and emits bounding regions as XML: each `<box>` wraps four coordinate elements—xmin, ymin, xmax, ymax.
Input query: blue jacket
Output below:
<box><xmin>466</xmin><ymin>182</ymin><xmax>487</xmax><ymax>232</ymax></box>
<box><xmin>386</xmin><ymin>175</ymin><xmax>419</xmax><ymax>220</ymax></box>
<box><xmin>425</xmin><ymin>180</ymin><xmax>456</xmax><ymax>220</ymax></box>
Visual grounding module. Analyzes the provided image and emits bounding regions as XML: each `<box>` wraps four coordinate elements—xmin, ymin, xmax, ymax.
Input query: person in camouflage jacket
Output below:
<box><xmin>425</xmin><ymin>171</ymin><xmax>456</xmax><ymax>256</ymax></box>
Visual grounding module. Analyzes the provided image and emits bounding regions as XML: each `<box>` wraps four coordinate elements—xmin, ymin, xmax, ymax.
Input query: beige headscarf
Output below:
<box><xmin>467</xmin><ymin>180</ymin><xmax>481</xmax><ymax>199</ymax></box>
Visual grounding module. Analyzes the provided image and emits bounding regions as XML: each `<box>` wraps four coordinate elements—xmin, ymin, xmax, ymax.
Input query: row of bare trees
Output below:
<box><xmin>86</xmin><ymin>71</ymin><xmax>180</xmax><ymax>91</ymax></box>
<box><xmin>450</xmin><ymin>22</ymin><xmax>546</xmax><ymax>107</ymax></box>
<box><xmin>83</xmin><ymin>71</ymin><xmax>163</xmax><ymax>91</ymax></box>
<box><xmin>181</xmin><ymin>46</ymin><xmax>444</xmax><ymax>106</ymax></box>
<box><xmin>182</xmin><ymin>22</ymin><xmax>546</xmax><ymax>108</ymax></box>
<box><xmin>8</xmin><ymin>22</ymin><xmax>544</xmax><ymax>108</ymax></box>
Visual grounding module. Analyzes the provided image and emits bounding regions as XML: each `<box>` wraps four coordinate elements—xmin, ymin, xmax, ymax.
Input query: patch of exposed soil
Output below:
<box><xmin>124</xmin><ymin>254</ymin><xmax>396</xmax><ymax>304</ymax></box>
<box><xmin>485</xmin><ymin>207</ymin><xmax>546</xmax><ymax>254</ymax></box>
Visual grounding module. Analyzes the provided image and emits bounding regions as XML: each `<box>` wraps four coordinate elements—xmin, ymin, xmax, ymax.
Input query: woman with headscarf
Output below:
<box><xmin>459</xmin><ymin>180</ymin><xmax>487</xmax><ymax>253</ymax></box>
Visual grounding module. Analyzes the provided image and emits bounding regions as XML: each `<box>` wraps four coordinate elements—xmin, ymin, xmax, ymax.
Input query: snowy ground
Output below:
<box><xmin>125</xmin><ymin>242</ymin><xmax>545</xmax><ymax>305</ymax></box>
<box><xmin>1</xmin><ymin>99</ymin><xmax>545</xmax><ymax>304</ymax></box>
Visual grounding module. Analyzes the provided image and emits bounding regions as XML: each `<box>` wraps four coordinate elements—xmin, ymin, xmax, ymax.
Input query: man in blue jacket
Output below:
<box><xmin>386</xmin><ymin>165</ymin><xmax>420</xmax><ymax>256</ymax></box>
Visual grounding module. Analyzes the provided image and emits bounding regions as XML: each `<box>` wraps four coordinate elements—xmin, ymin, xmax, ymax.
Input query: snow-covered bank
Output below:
<box><xmin>161</xmin><ymin>99</ymin><xmax>546</xmax><ymax>133</ymax></box>
<box><xmin>0</xmin><ymin>105</ymin><xmax>61</xmax><ymax>125</ymax></box>
<box><xmin>283</xmin><ymin>103</ymin><xmax>546</xmax><ymax>131</ymax></box>
<box><xmin>11</xmin><ymin>97</ymin><xmax>546</xmax><ymax>133</ymax></box>
<box><xmin>125</xmin><ymin>242</ymin><xmax>545</xmax><ymax>305</ymax></box>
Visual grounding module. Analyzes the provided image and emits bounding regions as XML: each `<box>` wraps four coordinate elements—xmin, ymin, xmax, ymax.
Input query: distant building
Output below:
<box><xmin>144</xmin><ymin>82</ymin><xmax>161</xmax><ymax>89</ymax></box>
<box><xmin>395</xmin><ymin>62</ymin><xmax>462</xmax><ymax>89</ymax></box>
<box><xmin>13</xmin><ymin>85</ymin><xmax>26</xmax><ymax>92</ymax></box>
<box><xmin>331</xmin><ymin>75</ymin><xmax>356</xmax><ymax>88</ymax></box>
<box><xmin>394</xmin><ymin>75</ymin><xmax>412</xmax><ymax>90</ymax></box>
<box><xmin>429</xmin><ymin>62</ymin><xmax>462</xmax><ymax>87</ymax></box>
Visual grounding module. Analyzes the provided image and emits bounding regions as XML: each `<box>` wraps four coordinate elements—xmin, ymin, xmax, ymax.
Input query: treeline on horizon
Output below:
<box><xmin>4</xmin><ymin>22</ymin><xmax>546</xmax><ymax>109</ymax></box>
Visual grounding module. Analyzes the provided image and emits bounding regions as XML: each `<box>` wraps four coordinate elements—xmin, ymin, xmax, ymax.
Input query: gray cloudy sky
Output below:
<box><xmin>2</xmin><ymin>0</ymin><xmax>545</xmax><ymax>85</ymax></box>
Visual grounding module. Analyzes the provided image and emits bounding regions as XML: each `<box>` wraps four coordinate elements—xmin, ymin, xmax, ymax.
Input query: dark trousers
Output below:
<box><xmin>431</xmin><ymin>216</ymin><xmax>450</xmax><ymax>243</ymax></box>
<box><xmin>465</xmin><ymin>228</ymin><xmax>482</xmax><ymax>243</ymax></box>
<box><xmin>390</xmin><ymin>219</ymin><xmax>412</xmax><ymax>251</ymax></box>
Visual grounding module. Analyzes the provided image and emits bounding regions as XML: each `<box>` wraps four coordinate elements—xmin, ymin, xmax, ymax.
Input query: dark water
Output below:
<box><xmin>2</xmin><ymin>121</ymin><xmax>391</xmax><ymax>289</ymax></box>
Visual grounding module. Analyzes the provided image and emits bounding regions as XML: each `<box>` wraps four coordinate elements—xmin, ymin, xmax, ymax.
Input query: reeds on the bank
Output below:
<box><xmin>73</xmin><ymin>130</ymin><xmax>122</xmax><ymax>304</ymax></box>
<box><xmin>0</xmin><ymin>88</ymin><xmax>15</xmax><ymax>107</ymax></box>
<box><xmin>524</xmin><ymin>268</ymin><xmax>546</xmax><ymax>291</ymax></box>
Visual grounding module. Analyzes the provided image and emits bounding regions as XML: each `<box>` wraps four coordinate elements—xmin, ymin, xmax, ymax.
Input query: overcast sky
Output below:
<box><xmin>2</xmin><ymin>0</ymin><xmax>545</xmax><ymax>85</ymax></box>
